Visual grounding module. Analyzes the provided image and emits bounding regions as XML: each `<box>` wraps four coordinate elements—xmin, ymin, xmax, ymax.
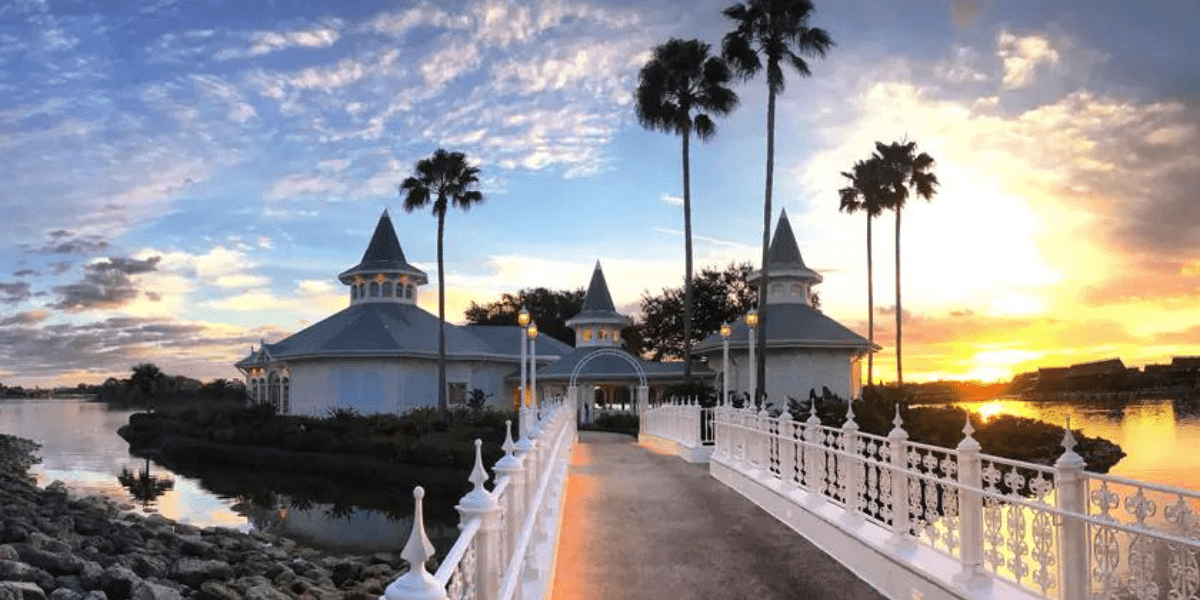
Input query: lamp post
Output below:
<box><xmin>527</xmin><ymin>322</ymin><xmax>539</xmax><ymax>418</ymax></box>
<box><xmin>720</xmin><ymin>323</ymin><xmax>732</xmax><ymax>407</ymax></box>
<box><xmin>746</xmin><ymin>309</ymin><xmax>758</xmax><ymax>410</ymax></box>
<box><xmin>518</xmin><ymin>306</ymin><xmax>530</xmax><ymax>415</ymax></box>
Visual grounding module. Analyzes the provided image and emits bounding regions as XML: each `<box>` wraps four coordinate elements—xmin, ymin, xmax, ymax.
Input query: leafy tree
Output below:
<box><xmin>400</xmin><ymin>149</ymin><xmax>485</xmax><ymax>416</ymax></box>
<box><xmin>130</xmin><ymin>363</ymin><xmax>163</xmax><ymax>405</ymax></box>
<box><xmin>636</xmin><ymin>38</ymin><xmax>739</xmax><ymax>380</ymax></box>
<box><xmin>633</xmin><ymin>262</ymin><xmax>757</xmax><ymax>361</ymax></box>
<box><xmin>838</xmin><ymin>156</ymin><xmax>891</xmax><ymax>385</ymax></box>
<box><xmin>722</xmin><ymin>0</ymin><xmax>833</xmax><ymax>400</ymax></box>
<box><xmin>874</xmin><ymin>140</ymin><xmax>938</xmax><ymax>385</ymax></box>
<box><xmin>464</xmin><ymin>287</ymin><xmax>586</xmax><ymax>346</ymax></box>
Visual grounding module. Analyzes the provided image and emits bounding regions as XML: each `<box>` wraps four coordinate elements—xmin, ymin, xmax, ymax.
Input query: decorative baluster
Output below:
<box><xmin>1055</xmin><ymin>417</ymin><xmax>1088</xmax><ymax>600</ymax></box>
<box><xmin>778</xmin><ymin>410</ymin><xmax>795</xmax><ymax>493</ymax></box>
<box><xmin>493</xmin><ymin>421</ymin><xmax>525</xmax><ymax>566</ymax></box>
<box><xmin>805</xmin><ymin>404</ymin><xmax>824</xmax><ymax>505</ymax></box>
<box><xmin>954</xmin><ymin>416</ymin><xmax>988</xmax><ymax>589</ymax></box>
<box><xmin>382</xmin><ymin>487</ymin><xmax>447</xmax><ymax>600</ymax></box>
<box><xmin>888</xmin><ymin>404</ymin><xmax>912</xmax><ymax>547</ymax></box>
<box><xmin>841</xmin><ymin>402</ymin><xmax>861</xmax><ymax>523</ymax></box>
<box><xmin>458</xmin><ymin>440</ymin><xmax>502</xmax><ymax>600</ymax></box>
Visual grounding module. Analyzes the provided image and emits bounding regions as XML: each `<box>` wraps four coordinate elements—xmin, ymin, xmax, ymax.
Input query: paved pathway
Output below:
<box><xmin>551</xmin><ymin>431</ymin><xmax>887</xmax><ymax>600</ymax></box>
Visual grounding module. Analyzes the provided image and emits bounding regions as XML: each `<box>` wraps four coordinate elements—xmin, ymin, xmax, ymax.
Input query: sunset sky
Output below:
<box><xmin>2</xmin><ymin>0</ymin><xmax>1198</xmax><ymax>388</ymax></box>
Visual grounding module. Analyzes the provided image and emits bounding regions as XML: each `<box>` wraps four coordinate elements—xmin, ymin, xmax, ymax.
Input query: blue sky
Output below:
<box><xmin>2</xmin><ymin>0</ymin><xmax>1199</xmax><ymax>387</ymax></box>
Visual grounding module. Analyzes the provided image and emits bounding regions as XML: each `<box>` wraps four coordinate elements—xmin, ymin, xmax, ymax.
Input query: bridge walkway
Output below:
<box><xmin>551</xmin><ymin>431</ymin><xmax>887</xmax><ymax>600</ymax></box>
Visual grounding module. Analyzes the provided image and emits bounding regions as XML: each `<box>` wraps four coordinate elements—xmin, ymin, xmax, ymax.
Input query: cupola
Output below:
<box><xmin>337</xmin><ymin>210</ymin><xmax>428</xmax><ymax>306</ymax></box>
<box><xmin>565</xmin><ymin>261</ymin><xmax>631</xmax><ymax>347</ymax></box>
<box><xmin>748</xmin><ymin>209</ymin><xmax>822</xmax><ymax>306</ymax></box>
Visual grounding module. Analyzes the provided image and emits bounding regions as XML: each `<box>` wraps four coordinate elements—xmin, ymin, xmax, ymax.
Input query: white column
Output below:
<box><xmin>747</xmin><ymin>327</ymin><xmax>757</xmax><ymax>410</ymax></box>
<box><xmin>721</xmin><ymin>336</ymin><xmax>730</xmax><ymax>406</ymax></box>
<box><xmin>1056</xmin><ymin>419</ymin><xmax>1088</xmax><ymax>600</ymax></box>
<box><xmin>955</xmin><ymin>416</ymin><xmax>988</xmax><ymax>590</ymax></box>
<box><xmin>457</xmin><ymin>440</ymin><xmax>502</xmax><ymax>600</ymax></box>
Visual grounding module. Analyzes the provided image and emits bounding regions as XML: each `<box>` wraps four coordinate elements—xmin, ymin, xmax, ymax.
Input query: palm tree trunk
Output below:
<box><xmin>756</xmin><ymin>85</ymin><xmax>776</xmax><ymax>406</ymax></box>
<box><xmin>866</xmin><ymin>212</ymin><xmax>874</xmax><ymax>386</ymax></box>
<box><xmin>895</xmin><ymin>206</ymin><xmax>903</xmax><ymax>386</ymax></box>
<box><xmin>682</xmin><ymin>130</ymin><xmax>694</xmax><ymax>381</ymax></box>
<box><xmin>437</xmin><ymin>210</ymin><xmax>448</xmax><ymax>416</ymax></box>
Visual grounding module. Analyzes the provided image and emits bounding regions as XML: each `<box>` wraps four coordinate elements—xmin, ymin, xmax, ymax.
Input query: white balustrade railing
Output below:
<box><xmin>707</xmin><ymin>401</ymin><xmax>1200</xmax><ymax>600</ymax></box>
<box><xmin>640</xmin><ymin>395</ymin><xmax>715</xmax><ymax>447</ymax></box>
<box><xmin>382</xmin><ymin>395</ymin><xmax>576</xmax><ymax>600</ymax></box>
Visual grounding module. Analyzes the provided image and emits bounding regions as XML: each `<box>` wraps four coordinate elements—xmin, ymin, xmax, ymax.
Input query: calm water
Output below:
<box><xmin>0</xmin><ymin>396</ymin><xmax>435</xmax><ymax>551</ymax></box>
<box><xmin>954</xmin><ymin>397</ymin><xmax>1200</xmax><ymax>491</ymax></box>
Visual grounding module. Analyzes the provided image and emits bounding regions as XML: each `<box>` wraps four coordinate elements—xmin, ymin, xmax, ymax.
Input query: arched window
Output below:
<box><xmin>599</xmin><ymin>329</ymin><xmax>608</xmax><ymax>341</ymax></box>
<box><xmin>281</xmin><ymin>378</ymin><xmax>291</xmax><ymax>414</ymax></box>
<box><xmin>369</xmin><ymin>282</ymin><xmax>380</xmax><ymax>297</ymax></box>
<box><xmin>382</xmin><ymin>281</ymin><xmax>394</xmax><ymax>296</ymax></box>
<box><xmin>351</xmin><ymin>286</ymin><xmax>358</xmax><ymax>300</ymax></box>
<box><xmin>791</xmin><ymin>283</ymin><xmax>804</xmax><ymax>297</ymax></box>
<box><xmin>583</xmin><ymin>329</ymin><xmax>593</xmax><ymax>341</ymax></box>
<box><xmin>268</xmin><ymin>372</ymin><xmax>280</xmax><ymax>411</ymax></box>
<box><xmin>771</xmin><ymin>283</ymin><xmax>783</xmax><ymax>297</ymax></box>
<box><xmin>405</xmin><ymin>285</ymin><xmax>413</xmax><ymax>299</ymax></box>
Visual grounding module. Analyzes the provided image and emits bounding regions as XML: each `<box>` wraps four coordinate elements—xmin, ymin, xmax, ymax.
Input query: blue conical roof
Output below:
<box><xmin>338</xmin><ymin>210</ymin><xmax>428</xmax><ymax>284</ymax></box>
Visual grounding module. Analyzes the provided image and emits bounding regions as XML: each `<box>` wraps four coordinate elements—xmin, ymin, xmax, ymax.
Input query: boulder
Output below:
<box><xmin>197</xmin><ymin>582</ymin><xmax>242</xmax><ymax>600</ymax></box>
<box><xmin>12</xmin><ymin>544</ymin><xmax>85</xmax><ymax>575</ymax></box>
<box><xmin>0</xmin><ymin>559</ymin><xmax>56</xmax><ymax>591</ymax></box>
<box><xmin>242</xmin><ymin>586</ymin><xmax>290</xmax><ymax>600</ymax></box>
<box><xmin>169</xmin><ymin>558</ymin><xmax>233</xmax><ymax>587</ymax></box>
<box><xmin>100</xmin><ymin>565</ymin><xmax>141</xmax><ymax>600</ymax></box>
<box><xmin>0</xmin><ymin>582</ymin><xmax>46</xmax><ymax>600</ymax></box>
<box><xmin>49</xmin><ymin>590</ymin><xmax>83</xmax><ymax>600</ymax></box>
<box><xmin>130</xmin><ymin>582</ymin><xmax>183</xmax><ymax>600</ymax></box>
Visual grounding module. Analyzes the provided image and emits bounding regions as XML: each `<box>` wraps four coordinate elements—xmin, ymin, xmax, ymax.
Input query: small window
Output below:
<box><xmin>369</xmin><ymin>282</ymin><xmax>380</xmax><ymax>297</ymax></box>
<box><xmin>583</xmin><ymin>329</ymin><xmax>593</xmax><ymax>341</ymax></box>
<box><xmin>449</xmin><ymin>383</ymin><xmax>467</xmax><ymax>405</ymax></box>
<box><xmin>405</xmin><ymin>285</ymin><xmax>413</xmax><ymax>299</ymax></box>
<box><xmin>351</xmin><ymin>286</ymin><xmax>358</xmax><ymax>300</ymax></box>
<box><xmin>599</xmin><ymin>329</ymin><xmax>608</xmax><ymax>341</ymax></box>
<box><xmin>382</xmin><ymin>281</ymin><xmax>394</xmax><ymax>296</ymax></box>
<box><xmin>770</xmin><ymin>283</ymin><xmax>783</xmax><ymax>297</ymax></box>
<box><xmin>792</xmin><ymin>283</ymin><xmax>804</xmax><ymax>296</ymax></box>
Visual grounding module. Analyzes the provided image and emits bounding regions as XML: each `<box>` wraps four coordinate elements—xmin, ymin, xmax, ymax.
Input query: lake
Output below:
<box><xmin>0</xmin><ymin>396</ymin><xmax>459</xmax><ymax>551</ymax></box>
<box><xmin>952</xmin><ymin>396</ymin><xmax>1200</xmax><ymax>491</ymax></box>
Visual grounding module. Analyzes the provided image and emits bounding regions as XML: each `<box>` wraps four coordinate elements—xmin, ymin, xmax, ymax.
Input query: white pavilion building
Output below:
<box><xmin>236</xmin><ymin>211</ymin><xmax>570</xmax><ymax>415</ymax></box>
<box><xmin>694</xmin><ymin>210</ymin><xmax>877</xmax><ymax>404</ymax></box>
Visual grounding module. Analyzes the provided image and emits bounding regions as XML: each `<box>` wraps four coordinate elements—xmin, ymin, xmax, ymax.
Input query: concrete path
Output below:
<box><xmin>551</xmin><ymin>431</ymin><xmax>887</xmax><ymax>600</ymax></box>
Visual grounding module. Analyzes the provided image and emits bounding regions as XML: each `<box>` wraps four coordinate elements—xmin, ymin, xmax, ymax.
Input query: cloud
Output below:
<box><xmin>50</xmin><ymin>256</ymin><xmax>162</xmax><ymax>312</ymax></box>
<box><xmin>0</xmin><ymin>309</ymin><xmax>50</xmax><ymax>327</ymax></box>
<box><xmin>997</xmin><ymin>31</ymin><xmax>1061</xmax><ymax>89</ymax></box>
<box><xmin>0</xmin><ymin>282</ymin><xmax>33</xmax><ymax>304</ymax></box>
<box><xmin>661</xmin><ymin>194</ymin><xmax>683</xmax><ymax>206</ymax></box>
<box><xmin>215</xmin><ymin>21</ymin><xmax>343</xmax><ymax>61</ymax></box>
<box><xmin>13</xmin><ymin>269</ymin><xmax>39</xmax><ymax>277</ymax></box>
<box><xmin>30</xmin><ymin>229</ymin><xmax>109</xmax><ymax>255</ymax></box>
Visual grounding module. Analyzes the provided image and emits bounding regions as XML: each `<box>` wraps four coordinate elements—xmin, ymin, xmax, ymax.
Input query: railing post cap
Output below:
<box><xmin>1055</xmin><ymin>416</ymin><xmax>1086</xmax><ymax>470</ymax></box>
<box><xmin>385</xmin><ymin>487</ymin><xmax>445</xmax><ymax>600</ymax></box>
<box><xmin>888</xmin><ymin>403</ymin><xmax>908</xmax><ymax>440</ymax></box>
<box><xmin>459</xmin><ymin>439</ymin><xmax>498</xmax><ymax>511</ymax></box>
<box><xmin>957</xmin><ymin>414</ymin><xmax>981</xmax><ymax>452</ymax></box>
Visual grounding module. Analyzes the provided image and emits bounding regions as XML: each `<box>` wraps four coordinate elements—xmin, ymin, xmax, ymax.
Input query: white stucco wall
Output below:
<box><xmin>280</xmin><ymin>357</ymin><xmax>523</xmax><ymax>416</ymax></box>
<box><xmin>713</xmin><ymin>347</ymin><xmax>862</xmax><ymax>406</ymax></box>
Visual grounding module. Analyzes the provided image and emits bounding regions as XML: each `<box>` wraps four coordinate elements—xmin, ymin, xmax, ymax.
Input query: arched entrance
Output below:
<box><xmin>568</xmin><ymin>348</ymin><xmax>649</xmax><ymax>423</ymax></box>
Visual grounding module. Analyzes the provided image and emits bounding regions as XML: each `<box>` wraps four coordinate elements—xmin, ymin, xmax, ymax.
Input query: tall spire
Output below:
<box><xmin>566</xmin><ymin>261</ymin><xmax>631</xmax><ymax>347</ymax></box>
<box><xmin>581</xmin><ymin>261</ymin><xmax>617</xmax><ymax>314</ymax></box>
<box><xmin>337</xmin><ymin>210</ymin><xmax>428</xmax><ymax>305</ymax></box>
<box><xmin>750</xmin><ymin>209</ymin><xmax>822</xmax><ymax>306</ymax></box>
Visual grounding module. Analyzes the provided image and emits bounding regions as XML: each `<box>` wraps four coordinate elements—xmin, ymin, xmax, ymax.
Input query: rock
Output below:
<box><xmin>242</xmin><ymin>586</ymin><xmax>289</xmax><ymax>600</ymax></box>
<box><xmin>197</xmin><ymin>582</ymin><xmax>242</xmax><ymax>600</ymax></box>
<box><xmin>0</xmin><ymin>560</ymin><xmax>56</xmax><ymax>591</ymax></box>
<box><xmin>54</xmin><ymin>576</ymin><xmax>84</xmax><ymax>593</ymax></box>
<box><xmin>130</xmin><ymin>582</ymin><xmax>182</xmax><ymax>600</ymax></box>
<box><xmin>81</xmin><ymin>592</ymin><xmax>106</xmax><ymax>600</ymax></box>
<box><xmin>79</xmin><ymin>561</ymin><xmax>105</xmax><ymax>591</ymax></box>
<box><xmin>178</xmin><ymin>536</ymin><xmax>217</xmax><ymax>558</ymax></box>
<box><xmin>0</xmin><ymin>582</ymin><xmax>46</xmax><ymax>600</ymax></box>
<box><xmin>45</xmin><ymin>481</ymin><xmax>69</xmax><ymax>496</ymax></box>
<box><xmin>101</xmin><ymin>564</ymin><xmax>141</xmax><ymax>600</ymax></box>
<box><xmin>49</xmin><ymin>590</ymin><xmax>83</xmax><ymax>600</ymax></box>
<box><xmin>329</xmin><ymin>562</ymin><xmax>360</xmax><ymax>588</ymax></box>
<box><xmin>0</xmin><ymin>544</ymin><xmax>18</xmax><ymax>560</ymax></box>
<box><xmin>169</xmin><ymin>558</ymin><xmax>233</xmax><ymax>587</ymax></box>
<box><xmin>115</xmin><ymin>554</ymin><xmax>168</xmax><ymax>580</ymax></box>
<box><xmin>12</xmin><ymin>543</ymin><xmax>85</xmax><ymax>574</ymax></box>
<box><xmin>28</xmin><ymin>533</ymin><xmax>71</xmax><ymax>555</ymax></box>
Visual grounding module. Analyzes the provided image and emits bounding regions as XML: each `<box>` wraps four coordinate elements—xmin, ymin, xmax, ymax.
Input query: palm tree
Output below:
<box><xmin>400</xmin><ymin>149</ymin><xmax>484</xmax><ymax>416</ymax></box>
<box><xmin>873</xmin><ymin>140</ymin><xmax>938</xmax><ymax>385</ymax></box>
<box><xmin>635</xmin><ymin>38</ymin><xmax>739</xmax><ymax>380</ymax></box>
<box><xmin>838</xmin><ymin>156</ymin><xmax>890</xmax><ymax>387</ymax></box>
<box><xmin>722</xmin><ymin>0</ymin><xmax>833</xmax><ymax>401</ymax></box>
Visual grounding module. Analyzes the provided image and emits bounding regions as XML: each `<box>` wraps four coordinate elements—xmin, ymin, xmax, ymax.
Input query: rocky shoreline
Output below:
<box><xmin>0</xmin><ymin>434</ymin><xmax>407</xmax><ymax>600</ymax></box>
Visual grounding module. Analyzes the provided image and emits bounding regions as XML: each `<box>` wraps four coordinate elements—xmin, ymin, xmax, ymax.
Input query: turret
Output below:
<box><xmin>565</xmin><ymin>261</ymin><xmax>630</xmax><ymax>347</ymax></box>
<box><xmin>749</xmin><ymin>209</ymin><xmax>822</xmax><ymax>306</ymax></box>
<box><xmin>336</xmin><ymin>210</ymin><xmax>428</xmax><ymax>306</ymax></box>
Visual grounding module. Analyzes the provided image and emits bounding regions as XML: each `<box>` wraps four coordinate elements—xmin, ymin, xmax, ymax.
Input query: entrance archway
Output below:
<box><xmin>568</xmin><ymin>348</ymin><xmax>649</xmax><ymax>422</ymax></box>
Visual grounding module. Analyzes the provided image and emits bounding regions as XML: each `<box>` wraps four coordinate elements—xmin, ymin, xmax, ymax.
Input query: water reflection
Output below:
<box><xmin>117</xmin><ymin>457</ymin><xmax>175</xmax><ymax>509</ymax></box>
<box><xmin>954</xmin><ymin>397</ymin><xmax>1200</xmax><ymax>491</ymax></box>
<box><xmin>0</xmin><ymin>397</ymin><xmax>459</xmax><ymax>551</ymax></box>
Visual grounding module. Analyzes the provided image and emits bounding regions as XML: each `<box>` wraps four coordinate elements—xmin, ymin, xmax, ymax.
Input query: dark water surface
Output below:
<box><xmin>0</xmin><ymin>396</ymin><xmax>459</xmax><ymax>551</ymax></box>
